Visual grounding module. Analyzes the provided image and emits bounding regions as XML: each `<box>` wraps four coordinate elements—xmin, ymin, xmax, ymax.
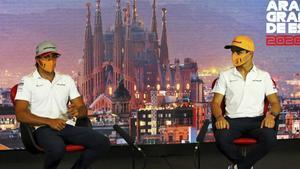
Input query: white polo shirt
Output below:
<box><xmin>212</xmin><ymin>65</ymin><xmax>277</xmax><ymax>118</ymax></box>
<box><xmin>15</xmin><ymin>70</ymin><xmax>81</xmax><ymax>121</ymax></box>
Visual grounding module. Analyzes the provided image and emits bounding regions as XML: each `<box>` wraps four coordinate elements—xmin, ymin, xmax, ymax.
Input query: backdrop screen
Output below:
<box><xmin>0</xmin><ymin>0</ymin><xmax>299</xmax><ymax>150</ymax></box>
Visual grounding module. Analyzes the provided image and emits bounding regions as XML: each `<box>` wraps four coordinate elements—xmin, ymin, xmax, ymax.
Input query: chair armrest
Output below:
<box><xmin>20</xmin><ymin>123</ymin><xmax>43</xmax><ymax>153</ymax></box>
<box><xmin>75</xmin><ymin>117</ymin><xmax>92</xmax><ymax>128</ymax></box>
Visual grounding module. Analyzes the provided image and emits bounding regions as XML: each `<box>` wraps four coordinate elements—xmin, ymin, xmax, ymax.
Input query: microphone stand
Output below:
<box><xmin>131</xmin><ymin>145</ymin><xmax>147</xmax><ymax>169</ymax></box>
<box><xmin>195</xmin><ymin>119</ymin><xmax>209</xmax><ymax>169</ymax></box>
<box><xmin>131</xmin><ymin>146</ymin><xmax>136</xmax><ymax>169</ymax></box>
<box><xmin>131</xmin><ymin>146</ymin><xmax>135</xmax><ymax>169</ymax></box>
<box><xmin>197</xmin><ymin>142</ymin><xmax>200</xmax><ymax>169</ymax></box>
<box><xmin>113</xmin><ymin>124</ymin><xmax>146</xmax><ymax>169</ymax></box>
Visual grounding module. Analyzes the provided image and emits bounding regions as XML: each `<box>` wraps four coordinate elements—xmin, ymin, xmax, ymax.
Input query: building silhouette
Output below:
<box><xmin>79</xmin><ymin>0</ymin><xmax>199</xmax><ymax>112</ymax></box>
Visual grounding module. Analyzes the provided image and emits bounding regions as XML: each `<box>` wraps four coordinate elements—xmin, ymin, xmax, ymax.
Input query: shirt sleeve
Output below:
<box><xmin>68</xmin><ymin>76</ymin><xmax>81</xmax><ymax>100</ymax></box>
<box><xmin>212</xmin><ymin>72</ymin><xmax>226</xmax><ymax>95</ymax></box>
<box><xmin>264</xmin><ymin>72</ymin><xmax>277</xmax><ymax>96</ymax></box>
<box><xmin>15</xmin><ymin>77</ymin><xmax>31</xmax><ymax>102</ymax></box>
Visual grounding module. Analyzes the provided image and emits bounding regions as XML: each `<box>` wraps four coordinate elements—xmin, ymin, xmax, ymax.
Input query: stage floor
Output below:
<box><xmin>0</xmin><ymin>139</ymin><xmax>299</xmax><ymax>169</ymax></box>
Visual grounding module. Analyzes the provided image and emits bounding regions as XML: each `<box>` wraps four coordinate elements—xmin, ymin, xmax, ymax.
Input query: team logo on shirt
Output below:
<box><xmin>252</xmin><ymin>79</ymin><xmax>262</xmax><ymax>82</ymax></box>
<box><xmin>229</xmin><ymin>79</ymin><xmax>238</xmax><ymax>82</ymax></box>
<box><xmin>56</xmin><ymin>83</ymin><xmax>66</xmax><ymax>86</ymax></box>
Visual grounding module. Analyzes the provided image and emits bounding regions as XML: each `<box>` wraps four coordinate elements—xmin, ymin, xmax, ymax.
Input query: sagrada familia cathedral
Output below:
<box><xmin>78</xmin><ymin>0</ymin><xmax>200</xmax><ymax>115</ymax></box>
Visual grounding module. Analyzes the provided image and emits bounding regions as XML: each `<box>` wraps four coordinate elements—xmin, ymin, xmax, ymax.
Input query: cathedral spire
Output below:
<box><xmin>151</xmin><ymin>0</ymin><xmax>159</xmax><ymax>62</ymax></box>
<box><xmin>96</xmin><ymin>0</ymin><xmax>100</xmax><ymax>12</ymax></box>
<box><xmin>151</xmin><ymin>0</ymin><xmax>161</xmax><ymax>90</ymax></box>
<box><xmin>113</xmin><ymin>0</ymin><xmax>124</xmax><ymax>71</ymax></box>
<box><xmin>159</xmin><ymin>8</ymin><xmax>169</xmax><ymax>66</ymax></box>
<box><xmin>83</xmin><ymin>2</ymin><xmax>94</xmax><ymax>105</ymax></box>
<box><xmin>84</xmin><ymin>2</ymin><xmax>93</xmax><ymax>75</ymax></box>
<box><xmin>123</xmin><ymin>8</ymin><xmax>127</xmax><ymax>24</ymax></box>
<box><xmin>86</xmin><ymin>2</ymin><xmax>91</xmax><ymax>25</ymax></box>
<box><xmin>93</xmin><ymin>0</ymin><xmax>105</xmax><ymax>95</ymax></box>
<box><xmin>151</xmin><ymin>0</ymin><xmax>158</xmax><ymax>40</ymax></box>
<box><xmin>123</xmin><ymin>2</ymin><xmax>131</xmax><ymax>78</ymax></box>
<box><xmin>133</xmin><ymin>0</ymin><xmax>138</xmax><ymax>24</ymax></box>
<box><xmin>115</xmin><ymin>0</ymin><xmax>123</xmax><ymax>26</ymax></box>
<box><xmin>127</xmin><ymin>1</ymin><xmax>131</xmax><ymax>25</ymax></box>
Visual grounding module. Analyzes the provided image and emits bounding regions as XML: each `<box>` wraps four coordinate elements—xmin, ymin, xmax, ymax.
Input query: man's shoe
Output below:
<box><xmin>228</xmin><ymin>164</ymin><xmax>253</xmax><ymax>169</ymax></box>
<box><xmin>228</xmin><ymin>164</ymin><xmax>238</xmax><ymax>169</ymax></box>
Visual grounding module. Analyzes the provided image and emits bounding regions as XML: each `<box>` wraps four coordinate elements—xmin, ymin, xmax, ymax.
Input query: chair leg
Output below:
<box><xmin>241</xmin><ymin>147</ymin><xmax>254</xmax><ymax>169</ymax></box>
<box><xmin>241</xmin><ymin>147</ymin><xmax>247</xmax><ymax>157</ymax></box>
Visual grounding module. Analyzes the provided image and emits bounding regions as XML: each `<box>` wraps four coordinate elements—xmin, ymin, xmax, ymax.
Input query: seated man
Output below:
<box><xmin>14</xmin><ymin>41</ymin><xmax>110</xmax><ymax>169</ymax></box>
<box><xmin>211</xmin><ymin>35</ymin><xmax>281</xmax><ymax>169</ymax></box>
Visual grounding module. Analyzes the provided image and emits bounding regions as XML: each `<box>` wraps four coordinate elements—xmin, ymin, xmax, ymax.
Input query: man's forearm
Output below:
<box><xmin>270</xmin><ymin>102</ymin><xmax>282</xmax><ymax>117</ymax></box>
<box><xmin>211</xmin><ymin>103</ymin><xmax>224</xmax><ymax>119</ymax></box>
<box><xmin>16</xmin><ymin>109</ymin><xmax>51</xmax><ymax>126</ymax></box>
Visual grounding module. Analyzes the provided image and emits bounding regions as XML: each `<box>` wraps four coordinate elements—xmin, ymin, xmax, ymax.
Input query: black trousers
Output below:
<box><xmin>34</xmin><ymin>125</ymin><xmax>110</xmax><ymax>169</ymax></box>
<box><xmin>213</xmin><ymin>116</ymin><xmax>277</xmax><ymax>169</ymax></box>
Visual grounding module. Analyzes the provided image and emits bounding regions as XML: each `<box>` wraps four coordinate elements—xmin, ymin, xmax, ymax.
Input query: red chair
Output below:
<box><xmin>10</xmin><ymin>84</ymin><xmax>91</xmax><ymax>154</ymax></box>
<box><xmin>211</xmin><ymin>78</ymin><xmax>276</xmax><ymax>157</ymax></box>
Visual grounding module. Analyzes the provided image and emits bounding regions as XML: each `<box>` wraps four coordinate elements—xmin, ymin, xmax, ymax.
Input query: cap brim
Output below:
<box><xmin>36</xmin><ymin>51</ymin><xmax>61</xmax><ymax>57</ymax></box>
<box><xmin>224</xmin><ymin>45</ymin><xmax>232</xmax><ymax>49</ymax></box>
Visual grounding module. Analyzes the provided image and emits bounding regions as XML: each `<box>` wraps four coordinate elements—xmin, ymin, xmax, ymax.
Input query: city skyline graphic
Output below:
<box><xmin>0</xmin><ymin>0</ymin><xmax>299</xmax><ymax>88</ymax></box>
<box><xmin>0</xmin><ymin>0</ymin><xmax>299</xmax><ymax>150</ymax></box>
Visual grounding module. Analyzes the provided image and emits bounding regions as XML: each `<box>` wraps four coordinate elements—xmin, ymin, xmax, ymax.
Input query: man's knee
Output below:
<box><xmin>102</xmin><ymin>136</ymin><xmax>111</xmax><ymax>152</ymax></box>
<box><xmin>90</xmin><ymin>132</ymin><xmax>111</xmax><ymax>152</ymax></box>
<box><xmin>46</xmin><ymin>145</ymin><xmax>65</xmax><ymax>159</ymax></box>
<box><xmin>214</xmin><ymin>129</ymin><xmax>235</xmax><ymax>146</ymax></box>
<box><xmin>259</xmin><ymin>128</ymin><xmax>277</xmax><ymax>147</ymax></box>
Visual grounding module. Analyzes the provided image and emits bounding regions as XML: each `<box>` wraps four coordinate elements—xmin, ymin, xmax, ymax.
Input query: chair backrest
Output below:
<box><xmin>10</xmin><ymin>84</ymin><xmax>18</xmax><ymax>106</ymax></box>
<box><xmin>10</xmin><ymin>84</ymin><xmax>43</xmax><ymax>153</ymax></box>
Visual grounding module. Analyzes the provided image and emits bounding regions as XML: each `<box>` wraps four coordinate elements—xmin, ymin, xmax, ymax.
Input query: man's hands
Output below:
<box><xmin>67</xmin><ymin>104</ymin><xmax>79</xmax><ymax>118</ymax></box>
<box><xmin>46</xmin><ymin>103</ymin><xmax>82</xmax><ymax>130</ymax></box>
<box><xmin>47</xmin><ymin>118</ymin><xmax>66</xmax><ymax>131</ymax></box>
<box><xmin>260</xmin><ymin>114</ymin><xmax>275</xmax><ymax>128</ymax></box>
<box><xmin>214</xmin><ymin>113</ymin><xmax>276</xmax><ymax>130</ymax></box>
<box><xmin>215</xmin><ymin>116</ymin><xmax>230</xmax><ymax>130</ymax></box>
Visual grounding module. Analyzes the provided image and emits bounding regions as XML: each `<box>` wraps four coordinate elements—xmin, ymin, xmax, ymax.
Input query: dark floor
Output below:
<box><xmin>0</xmin><ymin>139</ymin><xmax>299</xmax><ymax>169</ymax></box>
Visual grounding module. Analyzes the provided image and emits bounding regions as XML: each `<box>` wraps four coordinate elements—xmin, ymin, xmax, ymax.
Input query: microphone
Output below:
<box><xmin>196</xmin><ymin>119</ymin><xmax>210</xmax><ymax>143</ymax></box>
<box><xmin>113</xmin><ymin>124</ymin><xmax>145</xmax><ymax>156</ymax></box>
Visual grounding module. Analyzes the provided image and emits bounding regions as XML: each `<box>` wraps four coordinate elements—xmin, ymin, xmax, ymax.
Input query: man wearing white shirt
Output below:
<box><xmin>14</xmin><ymin>41</ymin><xmax>110</xmax><ymax>169</ymax></box>
<box><xmin>211</xmin><ymin>35</ymin><xmax>281</xmax><ymax>169</ymax></box>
